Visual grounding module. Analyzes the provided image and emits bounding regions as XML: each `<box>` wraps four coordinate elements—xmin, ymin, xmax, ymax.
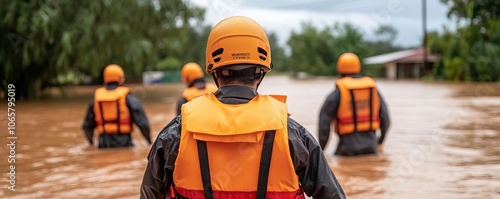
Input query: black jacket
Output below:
<box><xmin>141</xmin><ymin>85</ymin><xmax>346</xmax><ymax>199</ymax></box>
<box><xmin>82</xmin><ymin>83</ymin><xmax>151</xmax><ymax>148</ymax></box>
<box><xmin>318</xmin><ymin>75</ymin><xmax>391</xmax><ymax>156</ymax></box>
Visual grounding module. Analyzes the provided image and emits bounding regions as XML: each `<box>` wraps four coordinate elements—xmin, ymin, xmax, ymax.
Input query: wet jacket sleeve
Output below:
<box><xmin>288</xmin><ymin>118</ymin><xmax>346</xmax><ymax>199</ymax></box>
<box><xmin>377</xmin><ymin>90</ymin><xmax>391</xmax><ymax>144</ymax></box>
<box><xmin>318</xmin><ymin>89</ymin><xmax>340</xmax><ymax>149</ymax></box>
<box><xmin>141</xmin><ymin>116</ymin><xmax>181</xmax><ymax>199</ymax></box>
<box><xmin>126</xmin><ymin>94</ymin><xmax>152</xmax><ymax>144</ymax></box>
<box><xmin>82</xmin><ymin>100</ymin><xmax>95</xmax><ymax>145</ymax></box>
<box><xmin>176</xmin><ymin>97</ymin><xmax>187</xmax><ymax>116</ymax></box>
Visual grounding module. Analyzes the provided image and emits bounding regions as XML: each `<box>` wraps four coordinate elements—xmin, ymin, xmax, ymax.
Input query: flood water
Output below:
<box><xmin>1</xmin><ymin>76</ymin><xmax>499</xmax><ymax>199</ymax></box>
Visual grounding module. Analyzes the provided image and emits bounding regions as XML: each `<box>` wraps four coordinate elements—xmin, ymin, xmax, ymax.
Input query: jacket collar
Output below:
<box><xmin>215</xmin><ymin>85</ymin><xmax>258</xmax><ymax>104</ymax></box>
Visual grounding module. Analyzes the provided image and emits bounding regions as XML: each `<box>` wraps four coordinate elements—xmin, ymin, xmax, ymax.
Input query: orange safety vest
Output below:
<box><xmin>174</xmin><ymin>93</ymin><xmax>303</xmax><ymax>199</ymax></box>
<box><xmin>335</xmin><ymin>77</ymin><xmax>380</xmax><ymax>135</ymax></box>
<box><xmin>182</xmin><ymin>83</ymin><xmax>218</xmax><ymax>102</ymax></box>
<box><xmin>93</xmin><ymin>86</ymin><xmax>132</xmax><ymax>134</ymax></box>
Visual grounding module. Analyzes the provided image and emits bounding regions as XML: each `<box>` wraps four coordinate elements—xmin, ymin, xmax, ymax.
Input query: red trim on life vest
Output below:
<box><xmin>95</xmin><ymin>119</ymin><xmax>131</xmax><ymax>125</ymax></box>
<box><xmin>338</xmin><ymin>116</ymin><xmax>379</xmax><ymax>124</ymax></box>
<box><xmin>175</xmin><ymin>187</ymin><xmax>303</xmax><ymax>199</ymax></box>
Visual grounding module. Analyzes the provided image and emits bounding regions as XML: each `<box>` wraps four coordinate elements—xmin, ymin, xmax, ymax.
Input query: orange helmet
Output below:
<box><xmin>337</xmin><ymin>52</ymin><xmax>361</xmax><ymax>74</ymax></box>
<box><xmin>103</xmin><ymin>64</ymin><xmax>125</xmax><ymax>84</ymax></box>
<box><xmin>205</xmin><ymin>16</ymin><xmax>272</xmax><ymax>74</ymax></box>
<box><xmin>181</xmin><ymin>62</ymin><xmax>204</xmax><ymax>84</ymax></box>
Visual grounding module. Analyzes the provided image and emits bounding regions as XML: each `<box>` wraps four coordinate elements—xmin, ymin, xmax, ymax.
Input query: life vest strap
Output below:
<box><xmin>369</xmin><ymin>87</ymin><xmax>374</xmax><ymax>130</ymax></box>
<box><xmin>97</xmin><ymin>100</ymin><xmax>132</xmax><ymax>134</ymax></box>
<box><xmin>349</xmin><ymin>89</ymin><xmax>358</xmax><ymax>133</ymax></box>
<box><xmin>257</xmin><ymin>130</ymin><xmax>276</xmax><ymax>199</ymax></box>
<box><xmin>116</xmin><ymin>99</ymin><xmax>121</xmax><ymax>134</ymax></box>
<box><xmin>98</xmin><ymin>101</ymin><xmax>109</xmax><ymax>134</ymax></box>
<box><xmin>195</xmin><ymin>130</ymin><xmax>277</xmax><ymax>199</ymax></box>
<box><xmin>196</xmin><ymin>140</ymin><xmax>214</xmax><ymax>199</ymax></box>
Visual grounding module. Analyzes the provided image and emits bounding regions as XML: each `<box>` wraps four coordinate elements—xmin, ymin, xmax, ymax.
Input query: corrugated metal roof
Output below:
<box><xmin>364</xmin><ymin>49</ymin><xmax>416</xmax><ymax>65</ymax></box>
<box><xmin>395</xmin><ymin>48</ymin><xmax>440</xmax><ymax>63</ymax></box>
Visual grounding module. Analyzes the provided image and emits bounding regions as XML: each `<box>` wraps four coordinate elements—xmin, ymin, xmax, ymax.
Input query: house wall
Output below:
<box><xmin>385</xmin><ymin>62</ymin><xmax>397</xmax><ymax>80</ymax></box>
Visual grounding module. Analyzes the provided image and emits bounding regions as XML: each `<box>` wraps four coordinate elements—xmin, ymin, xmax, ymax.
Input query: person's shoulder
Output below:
<box><xmin>125</xmin><ymin>91</ymin><xmax>141</xmax><ymax>101</ymax></box>
<box><xmin>157</xmin><ymin>115</ymin><xmax>182</xmax><ymax>141</ymax></box>
<box><xmin>362</xmin><ymin>75</ymin><xmax>376</xmax><ymax>81</ymax></box>
<box><xmin>286</xmin><ymin>117</ymin><xmax>318</xmax><ymax>146</ymax></box>
<box><xmin>93</xmin><ymin>86</ymin><xmax>105</xmax><ymax>93</ymax></box>
<box><xmin>286</xmin><ymin>117</ymin><xmax>302</xmax><ymax>128</ymax></box>
<box><xmin>286</xmin><ymin>117</ymin><xmax>308</xmax><ymax>135</ymax></box>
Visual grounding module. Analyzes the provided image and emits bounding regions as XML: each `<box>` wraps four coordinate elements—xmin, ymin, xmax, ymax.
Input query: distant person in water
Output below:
<box><xmin>176</xmin><ymin>62</ymin><xmax>217</xmax><ymax>115</ymax></box>
<box><xmin>82</xmin><ymin>64</ymin><xmax>151</xmax><ymax>148</ymax></box>
<box><xmin>318</xmin><ymin>52</ymin><xmax>391</xmax><ymax>156</ymax></box>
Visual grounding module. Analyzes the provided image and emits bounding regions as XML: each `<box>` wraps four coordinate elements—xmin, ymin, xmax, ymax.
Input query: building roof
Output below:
<box><xmin>364</xmin><ymin>48</ymin><xmax>439</xmax><ymax>65</ymax></box>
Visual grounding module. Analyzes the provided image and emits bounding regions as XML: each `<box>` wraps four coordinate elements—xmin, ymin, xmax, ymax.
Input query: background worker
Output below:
<box><xmin>176</xmin><ymin>62</ymin><xmax>218</xmax><ymax>115</ymax></box>
<box><xmin>318</xmin><ymin>52</ymin><xmax>391</xmax><ymax>156</ymax></box>
<box><xmin>82</xmin><ymin>64</ymin><xmax>151</xmax><ymax>148</ymax></box>
<box><xmin>141</xmin><ymin>16</ymin><xmax>345</xmax><ymax>199</ymax></box>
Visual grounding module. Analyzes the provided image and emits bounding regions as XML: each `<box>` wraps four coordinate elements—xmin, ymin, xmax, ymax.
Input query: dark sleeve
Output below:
<box><xmin>141</xmin><ymin>116</ymin><xmax>181</xmax><ymax>199</ymax></box>
<box><xmin>318</xmin><ymin>89</ymin><xmax>340</xmax><ymax>149</ymax></box>
<box><xmin>176</xmin><ymin>97</ymin><xmax>187</xmax><ymax>116</ymax></box>
<box><xmin>377</xmin><ymin>90</ymin><xmax>391</xmax><ymax>144</ymax></box>
<box><xmin>82</xmin><ymin>100</ymin><xmax>96</xmax><ymax>145</ymax></box>
<box><xmin>288</xmin><ymin>118</ymin><xmax>346</xmax><ymax>199</ymax></box>
<box><xmin>126</xmin><ymin>94</ymin><xmax>152</xmax><ymax>144</ymax></box>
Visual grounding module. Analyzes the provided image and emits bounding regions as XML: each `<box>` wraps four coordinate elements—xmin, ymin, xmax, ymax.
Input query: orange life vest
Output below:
<box><xmin>335</xmin><ymin>77</ymin><xmax>380</xmax><ymax>135</ymax></box>
<box><xmin>93</xmin><ymin>86</ymin><xmax>132</xmax><ymax>134</ymax></box>
<box><xmin>182</xmin><ymin>83</ymin><xmax>218</xmax><ymax>102</ymax></box>
<box><xmin>174</xmin><ymin>93</ymin><xmax>303</xmax><ymax>199</ymax></box>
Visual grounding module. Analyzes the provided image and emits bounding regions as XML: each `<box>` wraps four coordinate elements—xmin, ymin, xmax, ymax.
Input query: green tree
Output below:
<box><xmin>430</xmin><ymin>0</ymin><xmax>500</xmax><ymax>81</ymax></box>
<box><xmin>268</xmin><ymin>32</ymin><xmax>288</xmax><ymax>72</ymax></box>
<box><xmin>287</xmin><ymin>22</ymin><xmax>333</xmax><ymax>76</ymax></box>
<box><xmin>287</xmin><ymin>22</ymin><xmax>375</xmax><ymax>76</ymax></box>
<box><xmin>0</xmin><ymin>0</ymin><xmax>205</xmax><ymax>100</ymax></box>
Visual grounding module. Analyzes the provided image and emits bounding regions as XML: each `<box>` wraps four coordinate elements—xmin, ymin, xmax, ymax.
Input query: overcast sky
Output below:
<box><xmin>189</xmin><ymin>0</ymin><xmax>456</xmax><ymax>48</ymax></box>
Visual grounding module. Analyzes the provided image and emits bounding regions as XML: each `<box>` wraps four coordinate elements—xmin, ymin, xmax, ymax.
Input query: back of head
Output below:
<box><xmin>205</xmin><ymin>16</ymin><xmax>272</xmax><ymax>86</ymax></box>
<box><xmin>336</xmin><ymin>52</ymin><xmax>361</xmax><ymax>75</ymax></box>
<box><xmin>103</xmin><ymin>64</ymin><xmax>125</xmax><ymax>84</ymax></box>
<box><xmin>181</xmin><ymin>62</ymin><xmax>204</xmax><ymax>85</ymax></box>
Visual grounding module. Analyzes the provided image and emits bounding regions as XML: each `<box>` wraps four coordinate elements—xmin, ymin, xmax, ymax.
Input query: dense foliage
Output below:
<box><xmin>3</xmin><ymin>0</ymin><xmax>495</xmax><ymax>100</ymax></box>
<box><xmin>1</xmin><ymin>0</ymin><xmax>205</xmax><ymax>99</ymax></box>
<box><xmin>428</xmin><ymin>0</ymin><xmax>500</xmax><ymax>81</ymax></box>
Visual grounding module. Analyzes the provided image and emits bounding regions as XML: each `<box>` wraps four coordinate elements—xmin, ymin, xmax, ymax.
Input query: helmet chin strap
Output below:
<box><xmin>255</xmin><ymin>71</ymin><xmax>266</xmax><ymax>90</ymax></box>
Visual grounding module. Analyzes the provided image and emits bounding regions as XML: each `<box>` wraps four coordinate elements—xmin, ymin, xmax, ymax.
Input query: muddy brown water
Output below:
<box><xmin>1</xmin><ymin>76</ymin><xmax>499</xmax><ymax>199</ymax></box>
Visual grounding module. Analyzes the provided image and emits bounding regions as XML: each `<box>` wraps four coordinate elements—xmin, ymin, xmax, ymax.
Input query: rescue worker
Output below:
<box><xmin>82</xmin><ymin>64</ymin><xmax>152</xmax><ymax>148</ymax></box>
<box><xmin>318</xmin><ymin>52</ymin><xmax>391</xmax><ymax>156</ymax></box>
<box><xmin>176</xmin><ymin>62</ymin><xmax>218</xmax><ymax>115</ymax></box>
<box><xmin>141</xmin><ymin>16</ymin><xmax>345</xmax><ymax>199</ymax></box>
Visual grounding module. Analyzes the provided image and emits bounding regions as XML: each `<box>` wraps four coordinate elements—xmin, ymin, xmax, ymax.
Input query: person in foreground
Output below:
<box><xmin>82</xmin><ymin>64</ymin><xmax>151</xmax><ymax>148</ymax></box>
<box><xmin>176</xmin><ymin>62</ymin><xmax>217</xmax><ymax>115</ymax></box>
<box><xmin>140</xmin><ymin>16</ymin><xmax>345</xmax><ymax>199</ymax></box>
<box><xmin>318</xmin><ymin>52</ymin><xmax>390</xmax><ymax>156</ymax></box>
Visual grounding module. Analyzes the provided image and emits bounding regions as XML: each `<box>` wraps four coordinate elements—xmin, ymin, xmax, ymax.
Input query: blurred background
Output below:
<box><xmin>0</xmin><ymin>0</ymin><xmax>499</xmax><ymax>198</ymax></box>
